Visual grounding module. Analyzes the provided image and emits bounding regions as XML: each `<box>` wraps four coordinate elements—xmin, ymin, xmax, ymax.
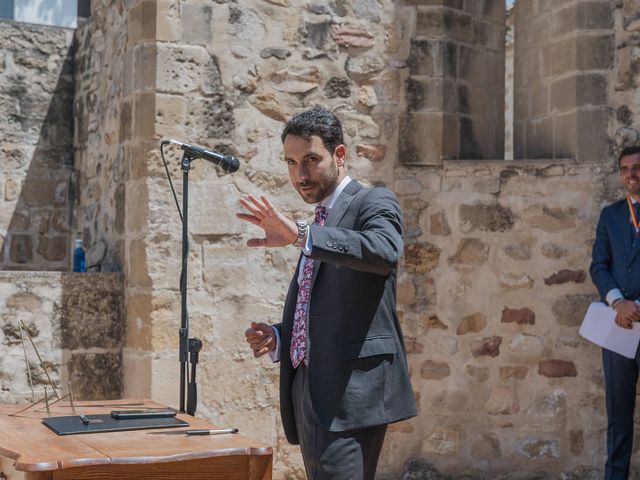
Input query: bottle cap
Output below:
<box><xmin>75</xmin><ymin>239</ymin><xmax>83</xmax><ymax>247</ymax></box>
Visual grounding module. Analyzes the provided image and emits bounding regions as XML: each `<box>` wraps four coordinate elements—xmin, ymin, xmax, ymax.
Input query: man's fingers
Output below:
<box><xmin>247</xmin><ymin>195</ymin><xmax>270</xmax><ymax>216</ymax></box>
<box><xmin>236</xmin><ymin>213</ymin><xmax>261</xmax><ymax>226</ymax></box>
<box><xmin>240</xmin><ymin>198</ymin><xmax>264</xmax><ymax>218</ymax></box>
<box><xmin>261</xmin><ymin>196</ymin><xmax>275</xmax><ymax>213</ymax></box>
<box><xmin>247</xmin><ymin>238</ymin><xmax>267</xmax><ymax>247</ymax></box>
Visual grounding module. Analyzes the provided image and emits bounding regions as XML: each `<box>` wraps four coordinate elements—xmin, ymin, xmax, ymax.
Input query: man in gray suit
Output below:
<box><xmin>238</xmin><ymin>106</ymin><xmax>416</xmax><ymax>479</ymax></box>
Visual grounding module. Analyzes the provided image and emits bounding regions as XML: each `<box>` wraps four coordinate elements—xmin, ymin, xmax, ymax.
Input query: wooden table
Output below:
<box><xmin>0</xmin><ymin>399</ymin><xmax>272</xmax><ymax>480</ymax></box>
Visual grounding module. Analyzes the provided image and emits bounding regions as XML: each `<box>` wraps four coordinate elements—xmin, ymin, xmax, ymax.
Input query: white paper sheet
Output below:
<box><xmin>579</xmin><ymin>302</ymin><xmax>640</xmax><ymax>359</ymax></box>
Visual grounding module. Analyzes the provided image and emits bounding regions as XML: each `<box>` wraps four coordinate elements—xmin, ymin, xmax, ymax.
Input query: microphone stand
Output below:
<box><xmin>178</xmin><ymin>151</ymin><xmax>201</xmax><ymax>415</ymax></box>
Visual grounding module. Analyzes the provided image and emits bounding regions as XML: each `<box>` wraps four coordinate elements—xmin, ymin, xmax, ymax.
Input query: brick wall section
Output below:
<box><xmin>513</xmin><ymin>0</ymin><xmax>614</xmax><ymax>161</ymax></box>
<box><xmin>0</xmin><ymin>20</ymin><xmax>76</xmax><ymax>270</ymax></box>
<box><xmin>400</xmin><ymin>0</ymin><xmax>505</xmax><ymax>163</ymax></box>
<box><xmin>0</xmin><ymin>272</ymin><xmax>124</xmax><ymax>403</ymax></box>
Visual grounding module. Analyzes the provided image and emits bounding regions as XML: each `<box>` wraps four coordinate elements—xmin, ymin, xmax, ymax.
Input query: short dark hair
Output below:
<box><xmin>281</xmin><ymin>106</ymin><xmax>344</xmax><ymax>154</ymax></box>
<box><xmin>618</xmin><ymin>145</ymin><xmax>640</xmax><ymax>166</ymax></box>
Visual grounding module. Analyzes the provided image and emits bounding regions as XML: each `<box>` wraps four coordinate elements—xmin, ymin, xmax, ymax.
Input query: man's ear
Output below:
<box><xmin>334</xmin><ymin>145</ymin><xmax>346</xmax><ymax>166</ymax></box>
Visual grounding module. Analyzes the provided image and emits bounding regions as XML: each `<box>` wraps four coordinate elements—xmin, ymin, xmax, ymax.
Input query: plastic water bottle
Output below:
<box><xmin>73</xmin><ymin>239</ymin><xmax>86</xmax><ymax>272</ymax></box>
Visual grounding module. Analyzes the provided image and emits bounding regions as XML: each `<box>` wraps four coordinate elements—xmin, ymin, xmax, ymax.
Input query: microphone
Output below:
<box><xmin>164</xmin><ymin>140</ymin><xmax>240</xmax><ymax>173</ymax></box>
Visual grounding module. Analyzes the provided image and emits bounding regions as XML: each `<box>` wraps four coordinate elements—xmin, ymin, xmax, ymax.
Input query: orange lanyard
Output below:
<box><xmin>627</xmin><ymin>196</ymin><xmax>639</xmax><ymax>235</ymax></box>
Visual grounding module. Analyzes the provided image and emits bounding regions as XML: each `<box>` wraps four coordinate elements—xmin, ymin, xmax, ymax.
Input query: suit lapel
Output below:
<box><xmin>616</xmin><ymin>200</ymin><xmax>640</xmax><ymax>266</ymax></box>
<box><xmin>324</xmin><ymin>179</ymin><xmax>362</xmax><ymax>228</ymax></box>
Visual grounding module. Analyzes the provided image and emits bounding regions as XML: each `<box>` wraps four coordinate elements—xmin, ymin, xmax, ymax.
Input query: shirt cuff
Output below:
<box><xmin>606</xmin><ymin>289</ymin><xmax>624</xmax><ymax>307</ymax></box>
<box><xmin>269</xmin><ymin>326</ymin><xmax>281</xmax><ymax>363</ymax></box>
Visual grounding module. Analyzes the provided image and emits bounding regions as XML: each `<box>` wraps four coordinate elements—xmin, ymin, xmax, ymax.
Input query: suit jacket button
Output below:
<box><xmin>332</xmin><ymin>243</ymin><xmax>337</xmax><ymax>249</ymax></box>
<box><xmin>326</xmin><ymin>241</ymin><xmax>332</xmax><ymax>247</ymax></box>
<box><xmin>344</xmin><ymin>245</ymin><xmax>349</xmax><ymax>252</ymax></box>
<box><xmin>338</xmin><ymin>244</ymin><xmax>344</xmax><ymax>251</ymax></box>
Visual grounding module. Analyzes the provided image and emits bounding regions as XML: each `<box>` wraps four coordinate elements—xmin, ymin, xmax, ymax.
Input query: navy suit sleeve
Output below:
<box><xmin>307</xmin><ymin>187</ymin><xmax>403</xmax><ymax>276</ymax></box>
<box><xmin>590</xmin><ymin>207</ymin><xmax>619</xmax><ymax>298</ymax></box>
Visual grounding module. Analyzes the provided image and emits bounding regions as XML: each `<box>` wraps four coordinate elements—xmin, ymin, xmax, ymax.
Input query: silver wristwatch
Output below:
<box><xmin>293</xmin><ymin>220</ymin><xmax>308</xmax><ymax>247</ymax></box>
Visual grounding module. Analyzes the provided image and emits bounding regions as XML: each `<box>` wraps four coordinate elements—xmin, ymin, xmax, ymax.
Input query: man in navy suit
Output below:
<box><xmin>238</xmin><ymin>106</ymin><xmax>416</xmax><ymax>479</ymax></box>
<box><xmin>591</xmin><ymin>145</ymin><xmax>640</xmax><ymax>479</ymax></box>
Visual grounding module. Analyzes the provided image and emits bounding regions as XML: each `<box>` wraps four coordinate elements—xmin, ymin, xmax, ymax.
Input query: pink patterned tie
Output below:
<box><xmin>290</xmin><ymin>205</ymin><xmax>328</xmax><ymax>368</ymax></box>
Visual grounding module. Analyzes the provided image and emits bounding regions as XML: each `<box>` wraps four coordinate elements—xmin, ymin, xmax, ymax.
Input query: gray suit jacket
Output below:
<box><xmin>277</xmin><ymin>179</ymin><xmax>417</xmax><ymax>444</ymax></box>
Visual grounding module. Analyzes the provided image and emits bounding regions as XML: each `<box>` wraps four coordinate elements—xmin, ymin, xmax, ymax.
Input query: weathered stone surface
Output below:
<box><xmin>538</xmin><ymin>359</ymin><xmax>577</xmax><ymax>378</ymax></box>
<box><xmin>501</xmin><ymin>307</ymin><xmax>535</xmax><ymax>325</ymax></box>
<box><xmin>331</xmin><ymin>24</ymin><xmax>374</xmax><ymax>48</ymax></box>
<box><xmin>499</xmin><ymin>272</ymin><xmax>534</xmax><ymax>290</ymax></box>
<box><xmin>248</xmin><ymin>93</ymin><xmax>288</xmax><ymax>122</ymax></box>
<box><xmin>459</xmin><ymin>203</ymin><xmax>514</xmax><ymax>232</ymax></box>
<box><xmin>420</xmin><ymin>360</ymin><xmax>451</xmax><ymax>380</ymax></box>
<box><xmin>422</xmin><ymin>427</ymin><xmax>460</xmax><ymax>455</ymax></box>
<box><xmin>465</xmin><ymin>364</ymin><xmax>490</xmax><ymax>382</ymax></box>
<box><xmin>37</xmin><ymin>236</ymin><xmax>68</xmax><ymax>261</ymax></box>
<box><xmin>541</xmin><ymin>243</ymin><xmax>568</xmax><ymax>259</ymax></box>
<box><xmin>342</xmin><ymin>112</ymin><xmax>381</xmax><ymax>138</ymax></box>
<box><xmin>404</xmin><ymin>242</ymin><xmax>441</xmax><ymax>273</ymax></box>
<box><xmin>500</xmin><ymin>365</ymin><xmax>528</xmax><ymax>380</ymax></box>
<box><xmin>228</xmin><ymin>6</ymin><xmax>266</xmax><ymax>58</ymax></box>
<box><xmin>503</xmin><ymin>243</ymin><xmax>531</xmax><ymax>260</ymax></box>
<box><xmin>509</xmin><ymin>333</ymin><xmax>545</xmax><ymax>355</ymax></box>
<box><xmin>544</xmin><ymin>269</ymin><xmax>586</xmax><ymax>285</ymax></box>
<box><xmin>424</xmin><ymin>314</ymin><xmax>448</xmax><ymax>330</ymax></box>
<box><xmin>456</xmin><ymin>312</ymin><xmax>487</xmax><ymax>335</ymax></box>
<box><xmin>355</xmin><ymin>144</ymin><xmax>387</xmax><ymax>162</ymax></box>
<box><xmin>324</xmin><ymin>77</ymin><xmax>351</xmax><ymax>98</ymax></box>
<box><xmin>430</xmin><ymin>211</ymin><xmax>451</xmax><ymax>236</ymax></box>
<box><xmin>68</xmin><ymin>352</ymin><xmax>122</xmax><ymax>400</ymax></box>
<box><xmin>180</xmin><ymin>3</ymin><xmax>212</xmax><ymax>46</ymax></box>
<box><xmin>271</xmin><ymin>66</ymin><xmax>321</xmax><ymax>93</ymax></box>
<box><xmin>9</xmin><ymin>235</ymin><xmax>32</xmax><ymax>263</ymax></box>
<box><xmin>470</xmin><ymin>336</ymin><xmax>502</xmax><ymax>358</ymax></box>
<box><xmin>307</xmin><ymin>1</ymin><xmax>347</xmax><ymax>16</ymax></box>
<box><xmin>405</xmin><ymin>336</ymin><xmax>424</xmax><ymax>354</ymax></box>
<box><xmin>527</xmin><ymin>389</ymin><xmax>567</xmax><ymax>419</ymax></box>
<box><xmin>471</xmin><ymin>432</ymin><xmax>501</xmax><ymax>459</ymax></box>
<box><xmin>449</xmin><ymin>238</ymin><xmax>489</xmax><ymax>265</ymax></box>
<box><xmin>516</xmin><ymin>438</ymin><xmax>560</xmax><ymax>459</ymax></box>
<box><xmin>431</xmin><ymin>389</ymin><xmax>470</xmax><ymax>415</ymax></box>
<box><xmin>552</xmin><ymin>294</ymin><xmax>594</xmax><ymax>326</ymax></box>
<box><xmin>259</xmin><ymin>47</ymin><xmax>291</xmax><ymax>60</ymax></box>
<box><xmin>58</xmin><ymin>274</ymin><xmax>124</xmax><ymax>349</ymax></box>
<box><xmin>570</xmin><ymin>430</ymin><xmax>584</xmax><ymax>455</ymax></box>
<box><xmin>357</xmin><ymin>85</ymin><xmax>378</xmax><ymax>107</ymax></box>
<box><xmin>523</xmin><ymin>206</ymin><xmax>577</xmax><ymax>232</ymax></box>
<box><xmin>402</xmin><ymin>458</ymin><xmax>448</xmax><ymax>480</ymax></box>
<box><xmin>345</xmin><ymin>53</ymin><xmax>385</xmax><ymax>78</ymax></box>
<box><xmin>485</xmin><ymin>385</ymin><xmax>519</xmax><ymax>414</ymax></box>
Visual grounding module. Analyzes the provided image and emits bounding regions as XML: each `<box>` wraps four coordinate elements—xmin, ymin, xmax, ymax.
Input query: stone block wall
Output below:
<box><xmin>73</xmin><ymin>1</ymin><xmax>131</xmax><ymax>272</ymax></box>
<box><xmin>0</xmin><ymin>272</ymin><xmax>124</xmax><ymax>403</ymax></box>
<box><xmin>400</xmin><ymin>0</ymin><xmax>505</xmax><ymax>163</ymax></box>
<box><xmin>513</xmin><ymin>0</ymin><xmax>614</xmax><ymax>161</ymax></box>
<box><xmin>65</xmin><ymin>0</ymin><xmax>640</xmax><ymax>478</ymax></box>
<box><xmin>0</xmin><ymin>20</ymin><xmax>76</xmax><ymax>270</ymax></box>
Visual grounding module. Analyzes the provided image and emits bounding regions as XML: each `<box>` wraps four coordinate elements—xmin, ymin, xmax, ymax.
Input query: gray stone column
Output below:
<box><xmin>513</xmin><ymin>0</ymin><xmax>614</xmax><ymax>161</ymax></box>
<box><xmin>400</xmin><ymin>0</ymin><xmax>505</xmax><ymax>163</ymax></box>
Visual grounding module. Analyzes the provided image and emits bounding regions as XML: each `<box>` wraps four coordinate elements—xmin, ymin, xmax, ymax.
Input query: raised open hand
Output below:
<box><xmin>237</xmin><ymin>195</ymin><xmax>298</xmax><ymax>247</ymax></box>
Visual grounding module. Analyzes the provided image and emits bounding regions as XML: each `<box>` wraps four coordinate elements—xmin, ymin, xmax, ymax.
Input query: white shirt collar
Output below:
<box><xmin>319</xmin><ymin>175</ymin><xmax>351</xmax><ymax>210</ymax></box>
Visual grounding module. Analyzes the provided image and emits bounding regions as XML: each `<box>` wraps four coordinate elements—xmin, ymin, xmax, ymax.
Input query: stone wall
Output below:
<box><xmin>400</xmin><ymin>0</ymin><xmax>506</xmax><ymax>163</ymax></box>
<box><xmin>0</xmin><ymin>20</ymin><xmax>76</xmax><ymax>270</ymax></box>
<box><xmin>513</xmin><ymin>0</ymin><xmax>614</xmax><ymax>161</ymax></box>
<box><xmin>65</xmin><ymin>0</ymin><xmax>640</xmax><ymax>479</ymax></box>
<box><xmin>0</xmin><ymin>272</ymin><xmax>124</xmax><ymax>404</ymax></box>
<box><xmin>73</xmin><ymin>1</ymin><xmax>130</xmax><ymax>272</ymax></box>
